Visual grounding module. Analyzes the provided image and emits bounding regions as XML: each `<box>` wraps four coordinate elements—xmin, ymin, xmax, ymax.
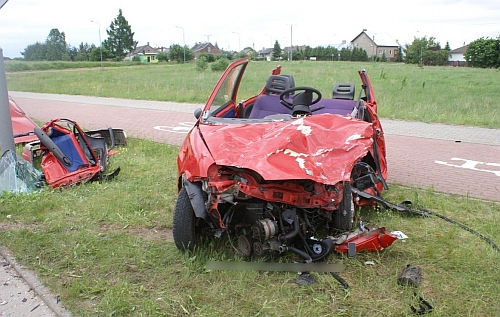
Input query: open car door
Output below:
<box><xmin>201</xmin><ymin>58</ymin><xmax>249</xmax><ymax>119</ymax></box>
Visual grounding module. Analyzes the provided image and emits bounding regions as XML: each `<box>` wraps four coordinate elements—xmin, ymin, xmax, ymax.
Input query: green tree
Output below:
<box><xmin>444</xmin><ymin>41</ymin><xmax>451</xmax><ymax>51</ymax></box>
<box><xmin>326</xmin><ymin>46</ymin><xmax>339</xmax><ymax>62</ymax></box>
<box><xmin>21</xmin><ymin>42</ymin><xmax>46</xmax><ymax>61</ymax></box>
<box><xmin>198</xmin><ymin>53</ymin><xmax>215</xmax><ymax>63</ymax></box>
<box><xmin>424</xmin><ymin>49</ymin><xmax>450</xmax><ymax>66</ymax></box>
<box><xmin>67</xmin><ymin>46</ymin><xmax>78</xmax><ymax>61</ymax></box>
<box><xmin>303</xmin><ymin>45</ymin><xmax>313</xmax><ymax>60</ymax></box>
<box><xmin>45</xmin><ymin>28</ymin><xmax>69</xmax><ymax>61</ymax></box>
<box><xmin>351</xmin><ymin>47</ymin><xmax>368</xmax><ymax>61</ymax></box>
<box><xmin>21</xmin><ymin>28</ymin><xmax>70</xmax><ymax>61</ymax></box>
<box><xmin>237</xmin><ymin>50</ymin><xmax>249</xmax><ymax>59</ymax></box>
<box><xmin>465</xmin><ymin>37</ymin><xmax>500</xmax><ymax>68</ymax></box>
<box><xmin>405</xmin><ymin>37</ymin><xmax>427</xmax><ymax>65</ymax></box>
<box><xmin>405</xmin><ymin>36</ymin><xmax>449</xmax><ymax>66</ymax></box>
<box><xmin>272</xmin><ymin>40</ymin><xmax>282</xmax><ymax>61</ymax></box>
<box><xmin>74</xmin><ymin>42</ymin><xmax>94</xmax><ymax>61</ymax></box>
<box><xmin>291</xmin><ymin>49</ymin><xmax>302</xmax><ymax>61</ymax></box>
<box><xmin>169</xmin><ymin>44</ymin><xmax>194</xmax><ymax>63</ymax></box>
<box><xmin>395</xmin><ymin>46</ymin><xmax>405</xmax><ymax>62</ymax></box>
<box><xmin>89</xmin><ymin>46</ymin><xmax>112</xmax><ymax>61</ymax></box>
<box><xmin>211</xmin><ymin>58</ymin><xmax>229</xmax><ymax>71</ymax></box>
<box><xmin>217</xmin><ymin>49</ymin><xmax>231</xmax><ymax>60</ymax></box>
<box><xmin>195</xmin><ymin>56</ymin><xmax>208</xmax><ymax>72</ymax></box>
<box><xmin>339</xmin><ymin>47</ymin><xmax>351</xmax><ymax>61</ymax></box>
<box><xmin>103</xmin><ymin>9</ymin><xmax>137</xmax><ymax>61</ymax></box>
<box><xmin>156</xmin><ymin>51</ymin><xmax>169</xmax><ymax>62</ymax></box>
<box><xmin>381</xmin><ymin>51</ymin><xmax>387</xmax><ymax>62</ymax></box>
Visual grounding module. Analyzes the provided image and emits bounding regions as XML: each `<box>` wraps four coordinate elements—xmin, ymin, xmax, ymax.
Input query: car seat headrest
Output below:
<box><xmin>332</xmin><ymin>83</ymin><xmax>355</xmax><ymax>100</ymax></box>
<box><xmin>265</xmin><ymin>75</ymin><xmax>295</xmax><ymax>95</ymax></box>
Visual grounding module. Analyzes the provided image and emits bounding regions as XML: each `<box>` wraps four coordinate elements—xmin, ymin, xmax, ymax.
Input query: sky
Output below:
<box><xmin>0</xmin><ymin>0</ymin><xmax>499</xmax><ymax>58</ymax></box>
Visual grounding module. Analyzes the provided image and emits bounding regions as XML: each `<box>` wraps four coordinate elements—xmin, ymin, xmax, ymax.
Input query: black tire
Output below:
<box><xmin>173</xmin><ymin>187</ymin><xmax>197</xmax><ymax>251</ymax></box>
<box><xmin>333</xmin><ymin>182</ymin><xmax>354</xmax><ymax>231</ymax></box>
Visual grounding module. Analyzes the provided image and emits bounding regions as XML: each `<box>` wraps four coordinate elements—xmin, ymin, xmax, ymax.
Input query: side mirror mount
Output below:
<box><xmin>194</xmin><ymin>108</ymin><xmax>203</xmax><ymax>119</ymax></box>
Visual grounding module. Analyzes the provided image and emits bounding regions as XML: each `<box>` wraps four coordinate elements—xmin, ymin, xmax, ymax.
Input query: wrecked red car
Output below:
<box><xmin>173</xmin><ymin>58</ymin><xmax>389</xmax><ymax>262</ymax></box>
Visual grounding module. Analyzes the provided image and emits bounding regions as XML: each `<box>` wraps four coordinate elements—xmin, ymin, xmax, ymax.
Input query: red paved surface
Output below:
<box><xmin>385</xmin><ymin>135</ymin><xmax>499</xmax><ymax>201</ymax></box>
<box><xmin>13</xmin><ymin>96</ymin><xmax>500</xmax><ymax>202</ymax></box>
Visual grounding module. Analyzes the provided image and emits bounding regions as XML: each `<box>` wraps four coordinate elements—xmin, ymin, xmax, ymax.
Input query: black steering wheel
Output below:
<box><xmin>279</xmin><ymin>86</ymin><xmax>322</xmax><ymax>116</ymax></box>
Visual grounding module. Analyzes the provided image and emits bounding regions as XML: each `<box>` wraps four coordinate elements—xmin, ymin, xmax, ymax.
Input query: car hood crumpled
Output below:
<box><xmin>200</xmin><ymin>114</ymin><xmax>374</xmax><ymax>185</ymax></box>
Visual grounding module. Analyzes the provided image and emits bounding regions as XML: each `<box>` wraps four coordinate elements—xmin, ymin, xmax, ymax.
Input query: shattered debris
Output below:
<box><xmin>0</xmin><ymin>150</ymin><xmax>42</xmax><ymax>194</ymax></box>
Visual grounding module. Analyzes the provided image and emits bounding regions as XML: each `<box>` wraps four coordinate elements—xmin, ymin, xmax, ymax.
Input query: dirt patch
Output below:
<box><xmin>0</xmin><ymin>221</ymin><xmax>174</xmax><ymax>242</ymax></box>
<box><xmin>0</xmin><ymin>221</ymin><xmax>42</xmax><ymax>232</ymax></box>
<box><xmin>98</xmin><ymin>224</ymin><xmax>174</xmax><ymax>242</ymax></box>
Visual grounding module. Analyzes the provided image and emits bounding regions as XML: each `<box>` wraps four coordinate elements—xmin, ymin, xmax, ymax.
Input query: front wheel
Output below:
<box><xmin>333</xmin><ymin>182</ymin><xmax>354</xmax><ymax>231</ymax></box>
<box><xmin>173</xmin><ymin>187</ymin><xmax>197</xmax><ymax>251</ymax></box>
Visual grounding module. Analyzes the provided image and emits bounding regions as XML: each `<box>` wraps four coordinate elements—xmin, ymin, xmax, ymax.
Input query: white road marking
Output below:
<box><xmin>153</xmin><ymin>122</ymin><xmax>195</xmax><ymax>134</ymax></box>
<box><xmin>435</xmin><ymin>157</ymin><xmax>500</xmax><ymax>177</ymax></box>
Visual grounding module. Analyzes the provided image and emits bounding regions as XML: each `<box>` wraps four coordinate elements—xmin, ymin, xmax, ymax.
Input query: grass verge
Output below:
<box><xmin>5</xmin><ymin>60</ymin><xmax>500</xmax><ymax>128</ymax></box>
<box><xmin>1</xmin><ymin>139</ymin><xmax>499</xmax><ymax>316</ymax></box>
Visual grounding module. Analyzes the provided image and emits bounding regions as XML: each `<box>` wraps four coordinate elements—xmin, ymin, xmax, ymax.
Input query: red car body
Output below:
<box><xmin>174</xmin><ymin>58</ymin><xmax>388</xmax><ymax>261</ymax></box>
<box><xmin>9</xmin><ymin>97</ymin><xmax>39</xmax><ymax>144</ymax></box>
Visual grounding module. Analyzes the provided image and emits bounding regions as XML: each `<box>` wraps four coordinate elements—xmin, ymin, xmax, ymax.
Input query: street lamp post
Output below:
<box><xmin>175</xmin><ymin>26</ymin><xmax>186</xmax><ymax>63</ymax></box>
<box><xmin>90</xmin><ymin>20</ymin><xmax>103</xmax><ymax>70</ymax></box>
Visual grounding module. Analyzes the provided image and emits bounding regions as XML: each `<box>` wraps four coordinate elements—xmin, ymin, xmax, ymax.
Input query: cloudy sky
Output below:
<box><xmin>0</xmin><ymin>0</ymin><xmax>499</xmax><ymax>58</ymax></box>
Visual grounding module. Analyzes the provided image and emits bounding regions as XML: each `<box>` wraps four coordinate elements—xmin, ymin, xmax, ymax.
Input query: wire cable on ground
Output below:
<box><xmin>395</xmin><ymin>200</ymin><xmax>500</xmax><ymax>254</ymax></box>
<box><xmin>352</xmin><ymin>188</ymin><xmax>500</xmax><ymax>254</ymax></box>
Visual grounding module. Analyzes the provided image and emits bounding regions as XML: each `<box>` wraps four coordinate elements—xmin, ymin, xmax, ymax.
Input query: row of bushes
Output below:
<box><xmin>195</xmin><ymin>55</ymin><xmax>229</xmax><ymax>72</ymax></box>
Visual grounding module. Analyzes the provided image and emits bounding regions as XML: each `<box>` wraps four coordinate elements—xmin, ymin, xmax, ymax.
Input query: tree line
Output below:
<box><xmin>17</xmin><ymin>8</ymin><xmax>500</xmax><ymax>68</ymax></box>
<box><xmin>21</xmin><ymin>9</ymin><xmax>136</xmax><ymax>62</ymax></box>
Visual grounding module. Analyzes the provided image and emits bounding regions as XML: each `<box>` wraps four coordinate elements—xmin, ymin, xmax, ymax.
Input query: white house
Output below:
<box><xmin>449</xmin><ymin>45</ymin><xmax>467</xmax><ymax>66</ymax></box>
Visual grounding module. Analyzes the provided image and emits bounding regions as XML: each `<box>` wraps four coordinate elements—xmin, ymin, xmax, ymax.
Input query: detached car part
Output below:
<box><xmin>22</xmin><ymin>118</ymin><xmax>125</xmax><ymax>188</ymax></box>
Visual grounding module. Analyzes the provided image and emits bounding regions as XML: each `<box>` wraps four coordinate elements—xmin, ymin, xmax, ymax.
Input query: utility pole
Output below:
<box><xmin>0</xmin><ymin>48</ymin><xmax>15</xmax><ymax>154</ymax></box>
<box><xmin>0</xmin><ymin>1</ymin><xmax>15</xmax><ymax>155</ymax></box>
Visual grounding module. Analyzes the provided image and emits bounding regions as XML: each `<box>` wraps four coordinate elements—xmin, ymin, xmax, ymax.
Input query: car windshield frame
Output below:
<box><xmin>202</xmin><ymin>59</ymin><xmax>248</xmax><ymax>119</ymax></box>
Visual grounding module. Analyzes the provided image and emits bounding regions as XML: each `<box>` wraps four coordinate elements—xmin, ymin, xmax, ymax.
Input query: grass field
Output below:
<box><xmin>1</xmin><ymin>61</ymin><xmax>500</xmax><ymax>316</ymax></box>
<box><xmin>5</xmin><ymin>60</ymin><xmax>500</xmax><ymax>128</ymax></box>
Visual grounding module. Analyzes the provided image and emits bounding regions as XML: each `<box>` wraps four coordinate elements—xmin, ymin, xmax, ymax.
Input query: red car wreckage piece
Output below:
<box><xmin>333</xmin><ymin>227</ymin><xmax>397</xmax><ymax>254</ymax></box>
<box><xmin>21</xmin><ymin>118</ymin><xmax>124</xmax><ymax>189</ymax></box>
<box><xmin>173</xmin><ymin>58</ymin><xmax>395</xmax><ymax>262</ymax></box>
<box><xmin>10</xmin><ymin>96</ymin><xmax>39</xmax><ymax>144</ymax></box>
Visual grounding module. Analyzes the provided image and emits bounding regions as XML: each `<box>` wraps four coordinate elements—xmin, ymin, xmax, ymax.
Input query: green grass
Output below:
<box><xmin>5</xmin><ymin>60</ymin><xmax>500</xmax><ymax>128</ymax></box>
<box><xmin>1</xmin><ymin>139</ymin><xmax>499</xmax><ymax>317</ymax></box>
<box><xmin>2</xmin><ymin>61</ymin><xmax>500</xmax><ymax>316</ymax></box>
<box><xmin>4</xmin><ymin>60</ymin><xmax>140</xmax><ymax>72</ymax></box>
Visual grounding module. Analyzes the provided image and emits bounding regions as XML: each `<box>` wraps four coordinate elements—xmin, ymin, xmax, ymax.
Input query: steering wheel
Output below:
<box><xmin>279</xmin><ymin>86</ymin><xmax>322</xmax><ymax>110</ymax></box>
